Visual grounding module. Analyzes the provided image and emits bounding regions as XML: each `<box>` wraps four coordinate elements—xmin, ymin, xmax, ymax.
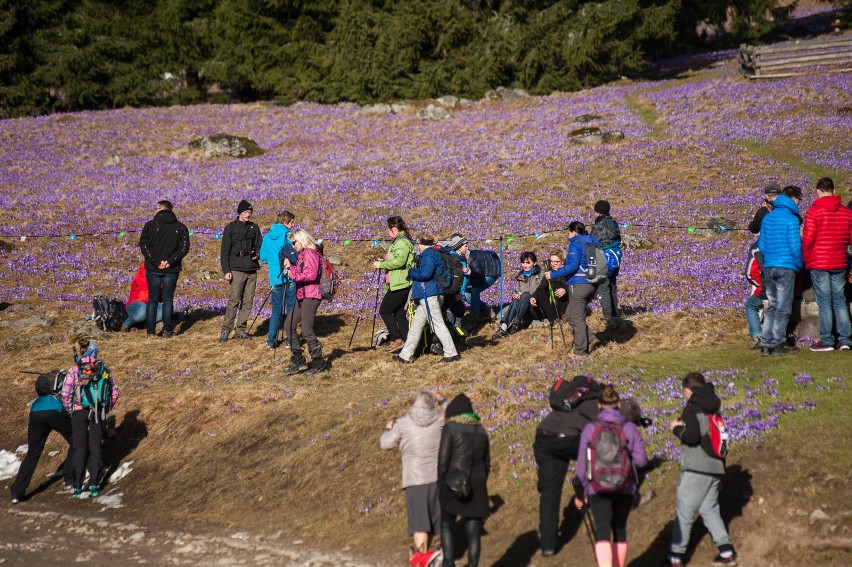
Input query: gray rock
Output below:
<box><xmin>390</xmin><ymin>103</ymin><xmax>410</xmax><ymax>114</ymax></box>
<box><xmin>325</xmin><ymin>255</ymin><xmax>343</xmax><ymax>266</ymax></box>
<box><xmin>416</xmin><ymin>104</ymin><xmax>450</xmax><ymax>121</ymax></box>
<box><xmin>2</xmin><ymin>316</ymin><xmax>56</xmax><ymax>331</ymax></box>
<box><xmin>0</xmin><ymin>239</ymin><xmax>15</xmax><ymax>253</ymax></box>
<box><xmin>436</xmin><ymin>95</ymin><xmax>458</xmax><ymax>108</ymax></box>
<box><xmin>569</xmin><ymin>126</ymin><xmax>602</xmax><ymax>137</ymax></box>
<box><xmin>188</xmin><ymin>134</ymin><xmax>264</xmax><ymax>158</ymax></box>
<box><xmin>810</xmin><ymin>508</ymin><xmax>830</xmax><ymax>522</ymax></box>
<box><xmin>102</xmin><ymin>155</ymin><xmax>120</xmax><ymax>166</ymax></box>
<box><xmin>360</xmin><ymin>103</ymin><xmax>392</xmax><ymax>115</ymax></box>
<box><xmin>483</xmin><ymin>86</ymin><xmax>529</xmax><ymax>102</ymax></box>
<box><xmin>5</xmin><ymin>333</ymin><xmax>52</xmax><ymax>350</ymax></box>
<box><xmin>197</xmin><ymin>270</ymin><xmax>214</xmax><ymax>280</ymax></box>
<box><xmin>570</xmin><ymin>132</ymin><xmax>604</xmax><ymax>145</ymax></box>
<box><xmin>575</xmin><ymin>114</ymin><xmax>603</xmax><ymax>123</ymax></box>
<box><xmin>602</xmin><ymin>130</ymin><xmax>625</xmax><ymax>143</ymax></box>
<box><xmin>8</xmin><ymin>302</ymin><xmax>32</xmax><ymax>313</ymax></box>
<box><xmin>621</xmin><ymin>234</ymin><xmax>654</xmax><ymax>250</ymax></box>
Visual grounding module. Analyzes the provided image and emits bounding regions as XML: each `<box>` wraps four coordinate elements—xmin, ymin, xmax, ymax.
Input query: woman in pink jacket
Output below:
<box><xmin>282</xmin><ymin>229</ymin><xmax>327</xmax><ymax>375</ymax></box>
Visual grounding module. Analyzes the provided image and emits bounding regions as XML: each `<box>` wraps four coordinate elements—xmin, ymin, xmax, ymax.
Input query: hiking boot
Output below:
<box><xmin>429</xmin><ymin>342</ymin><xmax>444</xmax><ymax>356</ymax></box>
<box><xmin>88</xmin><ymin>485</ymin><xmax>100</xmax><ymax>498</ymax></box>
<box><xmin>234</xmin><ymin>330</ymin><xmax>252</xmax><ymax>340</ymax></box>
<box><xmin>711</xmin><ymin>552</ymin><xmax>738</xmax><ymax>566</ymax></box>
<box><xmin>810</xmin><ymin>340</ymin><xmax>835</xmax><ymax>352</ymax></box>
<box><xmin>219</xmin><ymin>330</ymin><xmax>230</xmax><ymax>343</ymax></box>
<box><xmin>160</xmin><ymin>330</ymin><xmax>175</xmax><ymax>339</ymax></box>
<box><xmin>303</xmin><ymin>358</ymin><xmax>329</xmax><ymax>376</ymax></box>
<box><xmin>393</xmin><ymin>355</ymin><xmax>413</xmax><ymax>364</ymax></box>
<box><xmin>838</xmin><ymin>343</ymin><xmax>851</xmax><ymax>351</ymax></box>
<box><xmin>492</xmin><ymin>327</ymin><xmax>509</xmax><ymax>340</ymax></box>
<box><xmin>749</xmin><ymin>337</ymin><xmax>762</xmax><ymax>349</ymax></box>
<box><xmin>385</xmin><ymin>338</ymin><xmax>404</xmax><ymax>353</ymax></box>
<box><xmin>772</xmin><ymin>344</ymin><xmax>799</xmax><ymax>356</ymax></box>
<box><xmin>441</xmin><ymin>354</ymin><xmax>461</xmax><ymax>363</ymax></box>
<box><xmin>284</xmin><ymin>354</ymin><xmax>309</xmax><ymax>374</ymax></box>
<box><xmin>73</xmin><ymin>487</ymin><xmax>83</xmax><ymax>498</ymax></box>
<box><xmin>588</xmin><ymin>337</ymin><xmax>601</xmax><ymax>353</ymax></box>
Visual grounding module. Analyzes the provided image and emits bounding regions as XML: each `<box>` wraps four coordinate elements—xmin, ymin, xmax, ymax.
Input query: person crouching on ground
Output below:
<box><xmin>380</xmin><ymin>391</ymin><xmax>447</xmax><ymax>567</ymax></box>
<box><xmin>437</xmin><ymin>394</ymin><xmax>490</xmax><ymax>567</ymax></box>
<box><xmin>575</xmin><ymin>385</ymin><xmax>647</xmax><ymax>567</ymax></box>
<box><xmin>373</xmin><ymin>216</ymin><xmax>415</xmax><ymax>354</ymax></box>
<box><xmin>61</xmin><ymin>354</ymin><xmax>119</xmax><ymax>498</ymax></box>
<box><xmin>283</xmin><ymin>229</ymin><xmax>328</xmax><ymax>375</ymax></box>
<box><xmin>220</xmin><ymin>199</ymin><xmax>262</xmax><ymax>342</ymax></box>
<box><xmin>493</xmin><ymin>251</ymin><xmax>545</xmax><ymax>339</ymax></box>
<box><xmin>394</xmin><ymin>233</ymin><xmax>460</xmax><ymax>364</ymax></box>
<box><xmin>121</xmin><ymin>263</ymin><xmax>163</xmax><ymax>332</ymax></box>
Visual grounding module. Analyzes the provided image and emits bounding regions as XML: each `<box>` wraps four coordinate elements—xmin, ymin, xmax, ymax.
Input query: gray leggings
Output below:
<box><xmin>671</xmin><ymin>471</ymin><xmax>733</xmax><ymax>554</ymax></box>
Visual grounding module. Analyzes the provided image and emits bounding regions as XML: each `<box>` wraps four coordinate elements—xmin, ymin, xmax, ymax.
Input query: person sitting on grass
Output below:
<box><xmin>121</xmin><ymin>263</ymin><xmax>162</xmax><ymax>332</ymax></box>
<box><xmin>493</xmin><ymin>251</ymin><xmax>546</xmax><ymax>339</ymax></box>
<box><xmin>530</xmin><ymin>249</ymin><xmax>570</xmax><ymax>324</ymax></box>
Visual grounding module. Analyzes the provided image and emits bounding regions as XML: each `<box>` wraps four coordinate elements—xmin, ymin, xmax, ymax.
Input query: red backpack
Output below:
<box><xmin>705</xmin><ymin>413</ymin><xmax>730</xmax><ymax>459</ymax></box>
<box><xmin>586</xmin><ymin>421</ymin><xmax>632</xmax><ymax>493</ymax></box>
<box><xmin>318</xmin><ymin>256</ymin><xmax>340</xmax><ymax>301</ymax></box>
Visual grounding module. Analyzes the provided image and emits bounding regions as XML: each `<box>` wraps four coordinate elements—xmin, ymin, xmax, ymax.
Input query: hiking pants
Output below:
<box><xmin>670</xmin><ymin>471</ymin><xmax>732</xmax><ymax>555</ymax></box>
<box><xmin>379</xmin><ymin>287</ymin><xmax>410</xmax><ymax>342</ymax></box>
<box><xmin>533</xmin><ymin>432</ymin><xmax>581</xmax><ymax>552</ymax></box>
<box><xmin>222</xmin><ymin>270</ymin><xmax>258</xmax><ymax>333</ymax></box>
<box><xmin>532</xmin><ymin>284</ymin><xmax>569</xmax><ymax>323</ymax></box>
<box><xmin>10</xmin><ymin>410</ymin><xmax>73</xmax><ymax>498</ymax></box>
<box><xmin>589</xmin><ymin>493</ymin><xmax>633</xmax><ymax>542</ymax></box>
<box><xmin>399</xmin><ymin>296</ymin><xmax>457</xmax><ymax>361</ymax></box>
<box><xmin>568</xmin><ymin>283</ymin><xmax>598</xmax><ymax>354</ymax></box>
<box><xmin>440</xmin><ymin>513</ymin><xmax>482</xmax><ymax>567</ymax></box>
<box><xmin>596</xmin><ymin>267</ymin><xmax>619</xmax><ymax>320</ymax></box>
<box><xmin>287</xmin><ymin>297</ymin><xmax>322</xmax><ymax>359</ymax></box>
<box><xmin>71</xmin><ymin>409</ymin><xmax>103</xmax><ymax>489</ymax></box>
<box><xmin>760</xmin><ymin>267</ymin><xmax>795</xmax><ymax>349</ymax></box>
<box><xmin>145</xmin><ymin>271</ymin><xmax>178</xmax><ymax>334</ymax></box>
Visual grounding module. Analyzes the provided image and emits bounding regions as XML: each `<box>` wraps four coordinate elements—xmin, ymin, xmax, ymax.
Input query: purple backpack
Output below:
<box><xmin>586</xmin><ymin>421</ymin><xmax>632</xmax><ymax>493</ymax></box>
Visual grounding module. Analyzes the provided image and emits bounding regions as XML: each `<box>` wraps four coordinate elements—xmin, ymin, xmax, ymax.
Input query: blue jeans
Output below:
<box><xmin>124</xmin><ymin>300</ymin><xmax>162</xmax><ymax>330</ymax></box>
<box><xmin>145</xmin><ymin>271</ymin><xmax>178</xmax><ymax>335</ymax></box>
<box><xmin>811</xmin><ymin>269</ymin><xmax>852</xmax><ymax>347</ymax></box>
<box><xmin>744</xmin><ymin>294</ymin><xmax>764</xmax><ymax>339</ymax></box>
<box><xmin>760</xmin><ymin>267</ymin><xmax>795</xmax><ymax>349</ymax></box>
<box><xmin>267</xmin><ymin>280</ymin><xmax>297</xmax><ymax>346</ymax></box>
<box><xmin>464</xmin><ymin>276</ymin><xmax>497</xmax><ymax>319</ymax></box>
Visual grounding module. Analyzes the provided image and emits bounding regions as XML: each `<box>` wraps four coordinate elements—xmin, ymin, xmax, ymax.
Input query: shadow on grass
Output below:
<box><xmin>629</xmin><ymin>465</ymin><xmax>753</xmax><ymax>567</ymax></box>
<box><xmin>101</xmin><ymin>409</ymin><xmax>148</xmax><ymax>487</ymax></box>
<box><xmin>177</xmin><ymin>307</ymin><xmax>223</xmax><ymax>334</ymax></box>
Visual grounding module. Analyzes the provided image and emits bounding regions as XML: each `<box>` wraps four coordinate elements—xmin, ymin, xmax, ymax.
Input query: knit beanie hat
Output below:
<box><xmin>445</xmin><ymin>394</ymin><xmax>474</xmax><ymax>419</ymax></box>
<box><xmin>594</xmin><ymin>200</ymin><xmax>611</xmax><ymax>216</ymax></box>
<box><xmin>449</xmin><ymin>235</ymin><xmax>469</xmax><ymax>251</ymax></box>
<box><xmin>237</xmin><ymin>200</ymin><xmax>253</xmax><ymax>214</ymax></box>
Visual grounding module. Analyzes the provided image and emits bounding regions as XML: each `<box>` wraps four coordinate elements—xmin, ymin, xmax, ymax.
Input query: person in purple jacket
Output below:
<box><xmin>576</xmin><ymin>385</ymin><xmax>647</xmax><ymax>567</ymax></box>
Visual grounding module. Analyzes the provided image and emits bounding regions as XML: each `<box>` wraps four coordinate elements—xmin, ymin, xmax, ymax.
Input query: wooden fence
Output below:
<box><xmin>740</xmin><ymin>35</ymin><xmax>852</xmax><ymax>78</ymax></box>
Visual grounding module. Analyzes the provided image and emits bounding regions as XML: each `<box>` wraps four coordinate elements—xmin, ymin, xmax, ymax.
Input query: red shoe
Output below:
<box><xmin>421</xmin><ymin>549</ymin><xmax>443</xmax><ymax>567</ymax></box>
<box><xmin>410</xmin><ymin>551</ymin><xmax>424</xmax><ymax>567</ymax></box>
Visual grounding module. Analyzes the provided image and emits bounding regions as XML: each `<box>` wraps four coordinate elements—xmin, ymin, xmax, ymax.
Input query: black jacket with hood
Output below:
<box><xmin>139</xmin><ymin>210</ymin><xmax>190</xmax><ymax>274</ymax></box>
<box><xmin>672</xmin><ymin>383</ymin><xmax>726</xmax><ymax>475</ymax></box>
<box><xmin>221</xmin><ymin>219</ymin><xmax>262</xmax><ymax>274</ymax></box>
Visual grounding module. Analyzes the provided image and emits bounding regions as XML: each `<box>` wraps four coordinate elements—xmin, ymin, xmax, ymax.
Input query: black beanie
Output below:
<box><xmin>594</xmin><ymin>200</ymin><xmax>610</xmax><ymax>216</ymax></box>
<box><xmin>445</xmin><ymin>394</ymin><xmax>474</xmax><ymax>419</ymax></box>
<box><xmin>237</xmin><ymin>200</ymin><xmax>253</xmax><ymax>214</ymax></box>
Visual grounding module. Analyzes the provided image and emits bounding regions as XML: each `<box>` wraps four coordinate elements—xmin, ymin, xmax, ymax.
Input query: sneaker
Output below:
<box><xmin>836</xmin><ymin>343</ymin><xmax>851</xmax><ymax>351</ymax></box>
<box><xmin>810</xmin><ymin>340</ymin><xmax>835</xmax><ymax>352</ymax></box>
<box><xmin>441</xmin><ymin>354</ymin><xmax>461</xmax><ymax>363</ymax></box>
<box><xmin>73</xmin><ymin>487</ymin><xmax>83</xmax><ymax>498</ymax></box>
<box><xmin>234</xmin><ymin>330</ymin><xmax>252</xmax><ymax>340</ymax></box>
<box><xmin>772</xmin><ymin>344</ymin><xmax>799</xmax><ymax>356</ymax></box>
<box><xmin>385</xmin><ymin>339</ymin><xmax>404</xmax><ymax>353</ymax></box>
<box><xmin>264</xmin><ymin>342</ymin><xmax>276</xmax><ymax>350</ymax></box>
<box><xmin>660</xmin><ymin>556</ymin><xmax>684</xmax><ymax>567</ymax></box>
<box><xmin>409</xmin><ymin>551</ymin><xmax>423</xmax><ymax>567</ymax></box>
<box><xmin>160</xmin><ymin>330</ymin><xmax>175</xmax><ymax>339</ymax></box>
<box><xmin>219</xmin><ymin>330</ymin><xmax>230</xmax><ymax>343</ymax></box>
<box><xmin>11</xmin><ymin>494</ymin><xmax>21</xmax><ymax>504</ymax></box>
<box><xmin>492</xmin><ymin>328</ymin><xmax>508</xmax><ymax>340</ymax></box>
<box><xmin>284</xmin><ymin>360</ymin><xmax>309</xmax><ymax>373</ymax></box>
<box><xmin>393</xmin><ymin>355</ymin><xmax>413</xmax><ymax>364</ymax></box>
<box><xmin>88</xmin><ymin>485</ymin><xmax>100</xmax><ymax>498</ymax></box>
<box><xmin>711</xmin><ymin>552</ymin><xmax>738</xmax><ymax>566</ymax></box>
<box><xmin>541</xmin><ymin>548</ymin><xmax>556</xmax><ymax>557</ymax></box>
<box><xmin>749</xmin><ymin>337</ymin><xmax>762</xmax><ymax>350</ymax></box>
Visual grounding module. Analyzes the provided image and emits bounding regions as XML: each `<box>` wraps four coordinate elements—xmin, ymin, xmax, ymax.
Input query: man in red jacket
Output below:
<box><xmin>802</xmin><ymin>178</ymin><xmax>852</xmax><ymax>351</ymax></box>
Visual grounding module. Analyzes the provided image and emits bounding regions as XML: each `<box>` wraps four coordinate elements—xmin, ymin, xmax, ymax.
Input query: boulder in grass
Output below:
<box><xmin>705</xmin><ymin>216</ymin><xmax>736</xmax><ymax>234</ymax></box>
<box><xmin>569</xmin><ymin>126</ymin><xmax>602</xmax><ymax>137</ymax></box>
<box><xmin>0</xmin><ymin>239</ymin><xmax>14</xmax><ymax>253</ymax></box>
<box><xmin>6</xmin><ymin>333</ymin><xmax>52</xmax><ymax>351</ymax></box>
<box><xmin>436</xmin><ymin>95</ymin><xmax>458</xmax><ymax>108</ymax></box>
<box><xmin>360</xmin><ymin>103</ymin><xmax>393</xmax><ymax>115</ymax></box>
<box><xmin>416</xmin><ymin>104</ymin><xmax>451</xmax><ymax>121</ymax></box>
<box><xmin>391</xmin><ymin>103</ymin><xmax>410</xmax><ymax>114</ymax></box>
<box><xmin>621</xmin><ymin>234</ymin><xmax>654</xmax><ymax>250</ymax></box>
<box><xmin>483</xmin><ymin>86</ymin><xmax>529</xmax><ymax>102</ymax></box>
<box><xmin>0</xmin><ymin>316</ymin><xmax>56</xmax><ymax>331</ymax></box>
<box><xmin>575</xmin><ymin>114</ymin><xmax>603</xmax><ymax>123</ymax></box>
<box><xmin>188</xmin><ymin>134</ymin><xmax>264</xmax><ymax>158</ymax></box>
<box><xmin>602</xmin><ymin>131</ymin><xmax>625</xmax><ymax>143</ymax></box>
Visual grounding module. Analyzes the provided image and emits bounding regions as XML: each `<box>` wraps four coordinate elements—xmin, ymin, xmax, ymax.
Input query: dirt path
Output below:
<box><xmin>1</xmin><ymin>499</ymin><xmax>388</xmax><ymax>567</ymax></box>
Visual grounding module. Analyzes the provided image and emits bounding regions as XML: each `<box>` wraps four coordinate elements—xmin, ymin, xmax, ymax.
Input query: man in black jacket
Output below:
<box><xmin>220</xmin><ymin>200</ymin><xmax>262</xmax><ymax>342</ymax></box>
<box><xmin>138</xmin><ymin>200</ymin><xmax>190</xmax><ymax>338</ymax></box>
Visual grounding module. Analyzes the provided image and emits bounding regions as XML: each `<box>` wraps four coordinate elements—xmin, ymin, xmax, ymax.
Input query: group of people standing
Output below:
<box><xmin>744</xmin><ymin>177</ymin><xmax>852</xmax><ymax>355</ymax></box>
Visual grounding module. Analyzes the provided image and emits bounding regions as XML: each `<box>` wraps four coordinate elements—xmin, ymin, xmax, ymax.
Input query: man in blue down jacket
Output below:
<box><xmin>756</xmin><ymin>186</ymin><xmax>803</xmax><ymax>356</ymax></box>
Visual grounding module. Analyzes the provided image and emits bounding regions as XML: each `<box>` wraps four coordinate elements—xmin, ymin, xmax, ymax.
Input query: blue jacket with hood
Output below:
<box><xmin>259</xmin><ymin>224</ymin><xmax>291</xmax><ymax>285</ymax></box>
<box><xmin>408</xmin><ymin>246</ymin><xmax>445</xmax><ymax>300</ymax></box>
<box><xmin>757</xmin><ymin>194</ymin><xmax>803</xmax><ymax>271</ymax></box>
<box><xmin>550</xmin><ymin>234</ymin><xmax>601</xmax><ymax>285</ymax></box>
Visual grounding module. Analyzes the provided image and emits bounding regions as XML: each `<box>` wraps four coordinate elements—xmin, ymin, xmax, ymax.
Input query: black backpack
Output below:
<box><xmin>434</xmin><ymin>250</ymin><xmax>465</xmax><ymax>296</ymax></box>
<box><xmin>92</xmin><ymin>295</ymin><xmax>128</xmax><ymax>332</ymax></box>
<box><xmin>548</xmin><ymin>375</ymin><xmax>602</xmax><ymax>412</ymax></box>
<box><xmin>35</xmin><ymin>369</ymin><xmax>67</xmax><ymax>401</ymax></box>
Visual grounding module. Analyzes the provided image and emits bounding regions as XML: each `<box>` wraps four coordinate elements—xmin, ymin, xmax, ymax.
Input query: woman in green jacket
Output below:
<box><xmin>373</xmin><ymin>216</ymin><xmax>415</xmax><ymax>353</ymax></box>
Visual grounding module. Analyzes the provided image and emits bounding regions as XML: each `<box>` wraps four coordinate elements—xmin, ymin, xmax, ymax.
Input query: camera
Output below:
<box><xmin>638</xmin><ymin>416</ymin><xmax>653</xmax><ymax>428</ymax></box>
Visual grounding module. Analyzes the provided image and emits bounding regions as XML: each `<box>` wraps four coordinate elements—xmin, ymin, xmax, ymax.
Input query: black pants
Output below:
<box><xmin>532</xmin><ymin>284</ymin><xmax>569</xmax><ymax>322</ymax></box>
<box><xmin>10</xmin><ymin>410</ymin><xmax>73</xmax><ymax>498</ymax></box>
<box><xmin>379</xmin><ymin>288</ymin><xmax>410</xmax><ymax>342</ymax></box>
<box><xmin>441</xmin><ymin>512</ymin><xmax>482</xmax><ymax>567</ymax></box>
<box><xmin>533</xmin><ymin>433</ymin><xmax>581</xmax><ymax>551</ymax></box>
<box><xmin>597</xmin><ymin>268</ymin><xmax>619</xmax><ymax>319</ymax></box>
<box><xmin>71</xmin><ymin>410</ymin><xmax>103</xmax><ymax>489</ymax></box>
<box><xmin>589</xmin><ymin>493</ymin><xmax>633</xmax><ymax>542</ymax></box>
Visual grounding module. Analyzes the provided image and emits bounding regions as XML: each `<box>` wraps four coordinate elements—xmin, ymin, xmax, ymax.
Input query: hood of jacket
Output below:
<box><xmin>772</xmin><ymin>194</ymin><xmax>800</xmax><ymax>217</ymax></box>
<box><xmin>688</xmin><ymin>383</ymin><xmax>721</xmax><ymax>414</ymax></box>
<box><xmin>811</xmin><ymin>194</ymin><xmax>842</xmax><ymax>213</ymax></box>
<box><xmin>154</xmin><ymin>209</ymin><xmax>178</xmax><ymax>224</ymax></box>
<box><xmin>266</xmin><ymin>223</ymin><xmax>290</xmax><ymax>241</ymax></box>
<box><xmin>409</xmin><ymin>401</ymin><xmax>443</xmax><ymax>428</ymax></box>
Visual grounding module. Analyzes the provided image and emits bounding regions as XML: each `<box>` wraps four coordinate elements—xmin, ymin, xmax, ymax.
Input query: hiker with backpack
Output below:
<box><xmin>534</xmin><ymin>375</ymin><xmax>601</xmax><ymax>557</ymax></box>
<box><xmin>447</xmin><ymin>235</ymin><xmax>500</xmax><ymax>332</ymax></box>
<box><xmin>138</xmin><ymin>199</ymin><xmax>190</xmax><ymax>338</ymax></box>
<box><xmin>61</xmin><ymin>353</ymin><xmax>120</xmax><ymax>498</ymax></box>
<box><xmin>575</xmin><ymin>385</ymin><xmax>648</xmax><ymax>567</ymax></box>
<box><xmin>372</xmin><ymin>216</ymin><xmax>415</xmax><ymax>354</ymax></box>
<box><xmin>663</xmin><ymin>372</ymin><xmax>737</xmax><ymax>567</ymax></box>
<box><xmin>393</xmin><ymin>234</ymin><xmax>460</xmax><ymax>364</ymax></box>
<box><xmin>590</xmin><ymin>200</ymin><xmax>625</xmax><ymax>328</ymax></box>
<box><xmin>545</xmin><ymin>221</ymin><xmax>602</xmax><ymax>356</ymax></box>
<box><xmin>220</xmin><ymin>199</ymin><xmax>262</xmax><ymax>342</ymax></box>
<box><xmin>380</xmin><ymin>391</ymin><xmax>447</xmax><ymax>567</ymax></box>
<box><xmin>743</xmin><ymin>244</ymin><xmax>766</xmax><ymax>349</ymax></box>
<box><xmin>120</xmin><ymin>263</ymin><xmax>163</xmax><ymax>332</ymax></box>
<box><xmin>10</xmin><ymin>370</ymin><xmax>74</xmax><ymax>504</ymax></box>
<box><xmin>437</xmin><ymin>394</ymin><xmax>490</xmax><ymax>567</ymax></box>
<box><xmin>282</xmin><ymin>229</ymin><xmax>329</xmax><ymax>375</ymax></box>
<box><xmin>259</xmin><ymin>210</ymin><xmax>297</xmax><ymax>349</ymax></box>
<box><xmin>492</xmin><ymin>251</ymin><xmax>546</xmax><ymax>339</ymax></box>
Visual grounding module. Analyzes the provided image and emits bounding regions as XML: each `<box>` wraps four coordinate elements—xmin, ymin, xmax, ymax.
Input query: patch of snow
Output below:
<box><xmin>48</xmin><ymin>450</ymin><xmax>59</xmax><ymax>457</ymax></box>
<box><xmin>97</xmin><ymin>492</ymin><xmax>125</xmax><ymax>509</ymax></box>
<box><xmin>108</xmin><ymin>460</ymin><xmax>133</xmax><ymax>483</ymax></box>
<box><xmin>0</xmin><ymin>449</ymin><xmax>22</xmax><ymax>480</ymax></box>
<box><xmin>15</xmin><ymin>444</ymin><xmax>28</xmax><ymax>454</ymax></box>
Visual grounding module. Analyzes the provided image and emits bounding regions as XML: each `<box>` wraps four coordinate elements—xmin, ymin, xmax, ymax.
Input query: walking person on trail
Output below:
<box><xmin>372</xmin><ymin>216</ymin><xmax>415</xmax><ymax>354</ymax></box>
<box><xmin>575</xmin><ymin>385</ymin><xmax>647</xmax><ymax>567</ymax></box>
<box><xmin>437</xmin><ymin>394</ymin><xmax>490</xmax><ymax>567</ymax></box>
<box><xmin>138</xmin><ymin>199</ymin><xmax>190</xmax><ymax>338</ymax></box>
<box><xmin>380</xmin><ymin>391</ymin><xmax>447</xmax><ymax>567</ymax></box>
<box><xmin>220</xmin><ymin>199</ymin><xmax>262</xmax><ymax>342</ymax></box>
<box><xmin>662</xmin><ymin>372</ymin><xmax>737</xmax><ymax>567</ymax></box>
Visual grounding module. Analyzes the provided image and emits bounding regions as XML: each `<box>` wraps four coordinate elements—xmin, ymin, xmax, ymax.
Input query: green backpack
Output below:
<box><xmin>77</xmin><ymin>361</ymin><xmax>113</xmax><ymax>423</ymax></box>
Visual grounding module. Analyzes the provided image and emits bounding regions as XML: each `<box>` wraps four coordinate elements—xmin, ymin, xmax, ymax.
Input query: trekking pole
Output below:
<box><xmin>369</xmin><ymin>269</ymin><xmax>382</xmax><ymax>348</ymax></box>
<box><xmin>547</xmin><ymin>280</ymin><xmax>567</xmax><ymax>349</ymax></box>
<box><xmin>582</xmin><ymin>507</ymin><xmax>597</xmax><ymax>553</ymax></box>
<box><xmin>247</xmin><ymin>286</ymin><xmax>273</xmax><ymax>334</ymax></box>
<box><xmin>348</xmin><ymin>269</ymin><xmax>380</xmax><ymax>348</ymax></box>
